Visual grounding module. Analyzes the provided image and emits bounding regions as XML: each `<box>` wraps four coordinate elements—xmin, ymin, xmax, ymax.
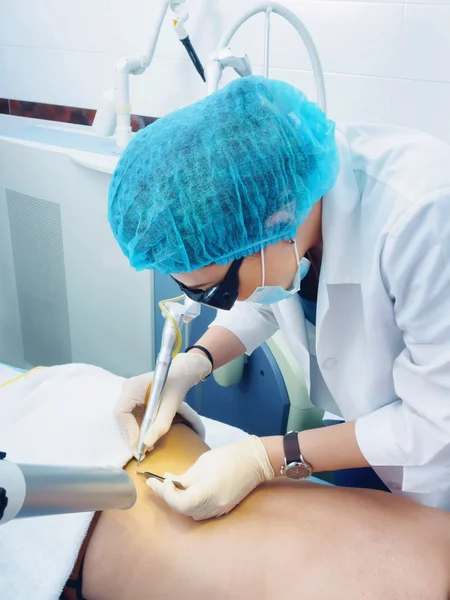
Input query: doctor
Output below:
<box><xmin>108</xmin><ymin>76</ymin><xmax>450</xmax><ymax>520</ymax></box>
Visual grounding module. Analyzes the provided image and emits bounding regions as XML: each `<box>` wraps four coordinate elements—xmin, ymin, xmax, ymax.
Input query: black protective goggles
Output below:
<box><xmin>171</xmin><ymin>257</ymin><xmax>244</xmax><ymax>311</ymax></box>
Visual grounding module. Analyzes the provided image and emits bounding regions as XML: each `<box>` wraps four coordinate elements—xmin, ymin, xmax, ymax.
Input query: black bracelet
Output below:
<box><xmin>185</xmin><ymin>345</ymin><xmax>214</xmax><ymax>377</ymax></box>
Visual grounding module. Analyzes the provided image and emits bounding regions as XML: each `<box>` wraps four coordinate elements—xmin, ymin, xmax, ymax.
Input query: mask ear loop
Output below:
<box><xmin>292</xmin><ymin>239</ymin><xmax>300</xmax><ymax>265</ymax></box>
<box><xmin>260</xmin><ymin>248</ymin><xmax>266</xmax><ymax>286</ymax></box>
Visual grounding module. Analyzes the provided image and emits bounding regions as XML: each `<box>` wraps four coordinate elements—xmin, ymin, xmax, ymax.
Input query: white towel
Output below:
<box><xmin>0</xmin><ymin>363</ymin><xmax>218</xmax><ymax>600</ymax></box>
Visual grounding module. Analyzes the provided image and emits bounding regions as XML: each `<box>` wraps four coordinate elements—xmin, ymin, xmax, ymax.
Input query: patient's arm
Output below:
<box><xmin>83</xmin><ymin>424</ymin><xmax>450</xmax><ymax>600</ymax></box>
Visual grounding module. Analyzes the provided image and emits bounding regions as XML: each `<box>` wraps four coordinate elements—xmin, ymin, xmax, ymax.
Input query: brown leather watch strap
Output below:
<box><xmin>283</xmin><ymin>431</ymin><xmax>301</xmax><ymax>465</ymax></box>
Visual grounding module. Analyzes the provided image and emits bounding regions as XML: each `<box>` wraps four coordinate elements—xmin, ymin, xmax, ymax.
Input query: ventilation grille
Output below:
<box><xmin>6</xmin><ymin>190</ymin><xmax>72</xmax><ymax>366</ymax></box>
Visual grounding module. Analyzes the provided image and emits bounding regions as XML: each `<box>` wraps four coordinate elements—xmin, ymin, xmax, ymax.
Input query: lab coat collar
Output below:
<box><xmin>320</xmin><ymin>130</ymin><xmax>363</xmax><ymax>286</ymax></box>
<box><xmin>315</xmin><ymin>130</ymin><xmax>362</xmax><ymax>349</ymax></box>
<box><xmin>272</xmin><ymin>296</ymin><xmax>311</xmax><ymax>393</ymax></box>
<box><xmin>274</xmin><ymin>132</ymin><xmax>363</xmax><ymax>371</ymax></box>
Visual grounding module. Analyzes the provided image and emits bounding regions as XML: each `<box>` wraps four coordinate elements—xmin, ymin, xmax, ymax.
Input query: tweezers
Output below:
<box><xmin>138</xmin><ymin>471</ymin><xmax>186</xmax><ymax>490</ymax></box>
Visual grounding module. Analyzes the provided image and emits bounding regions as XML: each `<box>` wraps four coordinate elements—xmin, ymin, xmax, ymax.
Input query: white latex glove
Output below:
<box><xmin>115</xmin><ymin>352</ymin><xmax>212</xmax><ymax>457</ymax></box>
<box><xmin>146</xmin><ymin>435</ymin><xmax>275</xmax><ymax>520</ymax></box>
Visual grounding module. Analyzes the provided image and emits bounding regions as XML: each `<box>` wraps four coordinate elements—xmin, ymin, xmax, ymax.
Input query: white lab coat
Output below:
<box><xmin>212</xmin><ymin>123</ymin><xmax>450</xmax><ymax>510</ymax></box>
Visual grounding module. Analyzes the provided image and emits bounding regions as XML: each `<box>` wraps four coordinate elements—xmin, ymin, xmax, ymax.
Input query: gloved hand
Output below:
<box><xmin>115</xmin><ymin>352</ymin><xmax>212</xmax><ymax>457</ymax></box>
<box><xmin>146</xmin><ymin>435</ymin><xmax>275</xmax><ymax>520</ymax></box>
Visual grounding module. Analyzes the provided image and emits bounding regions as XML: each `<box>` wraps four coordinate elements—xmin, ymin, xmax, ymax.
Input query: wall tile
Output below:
<box><xmin>1</xmin><ymin>0</ymin><xmax>450</xmax><ymax>140</ymax></box>
<box><xmin>395</xmin><ymin>5</ymin><xmax>450</xmax><ymax>83</ymax></box>
<box><xmin>268</xmin><ymin>2</ymin><xmax>404</xmax><ymax>78</ymax></box>
<box><xmin>0</xmin><ymin>0</ymin><xmax>163</xmax><ymax>56</ymax></box>
<box><xmin>407</xmin><ymin>0</ymin><xmax>450</xmax><ymax>6</ymax></box>
<box><xmin>269</xmin><ymin>68</ymin><xmax>394</xmax><ymax>123</ymax></box>
<box><xmin>0</xmin><ymin>44</ymin><xmax>206</xmax><ymax>119</ymax></box>
<box><xmin>389</xmin><ymin>78</ymin><xmax>450</xmax><ymax>143</ymax></box>
<box><xmin>0</xmin><ymin>45</ymin><xmax>118</xmax><ymax>110</ymax></box>
<box><xmin>170</xmin><ymin>1</ymin><xmax>405</xmax><ymax>78</ymax></box>
<box><xmin>325</xmin><ymin>72</ymin><xmax>395</xmax><ymax>123</ymax></box>
<box><xmin>0</xmin><ymin>0</ymin><xmax>258</xmax><ymax>65</ymax></box>
<box><xmin>130</xmin><ymin>55</ymin><xmax>208</xmax><ymax>116</ymax></box>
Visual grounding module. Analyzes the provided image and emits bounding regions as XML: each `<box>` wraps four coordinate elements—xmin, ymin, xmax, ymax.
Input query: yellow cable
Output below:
<box><xmin>0</xmin><ymin>366</ymin><xmax>45</xmax><ymax>390</ymax></box>
<box><xmin>158</xmin><ymin>294</ymin><xmax>185</xmax><ymax>358</ymax></box>
<box><xmin>144</xmin><ymin>381</ymin><xmax>152</xmax><ymax>407</ymax></box>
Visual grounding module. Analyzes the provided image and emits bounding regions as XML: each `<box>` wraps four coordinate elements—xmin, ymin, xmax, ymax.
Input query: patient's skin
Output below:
<box><xmin>83</xmin><ymin>424</ymin><xmax>450</xmax><ymax>600</ymax></box>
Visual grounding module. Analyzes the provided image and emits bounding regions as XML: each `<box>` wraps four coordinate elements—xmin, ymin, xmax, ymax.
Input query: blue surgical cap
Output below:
<box><xmin>108</xmin><ymin>76</ymin><xmax>339</xmax><ymax>274</ymax></box>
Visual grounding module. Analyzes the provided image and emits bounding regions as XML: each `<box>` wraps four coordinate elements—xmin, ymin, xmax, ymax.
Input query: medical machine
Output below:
<box><xmin>0</xmin><ymin>123</ymin><xmax>183</xmax><ymax>377</ymax></box>
<box><xmin>0</xmin><ymin>452</ymin><xmax>136</xmax><ymax>525</ymax></box>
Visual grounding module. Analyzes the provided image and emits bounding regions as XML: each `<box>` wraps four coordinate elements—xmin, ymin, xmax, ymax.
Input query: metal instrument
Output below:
<box><xmin>137</xmin><ymin>296</ymin><xmax>201</xmax><ymax>465</ymax></box>
<box><xmin>138</xmin><ymin>471</ymin><xmax>186</xmax><ymax>490</ymax></box>
<box><xmin>172</xmin><ymin>1</ymin><xmax>206</xmax><ymax>81</ymax></box>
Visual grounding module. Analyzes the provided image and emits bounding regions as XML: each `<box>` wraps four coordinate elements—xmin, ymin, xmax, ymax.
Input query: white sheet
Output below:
<box><xmin>0</xmin><ymin>363</ymin><xmax>248</xmax><ymax>600</ymax></box>
<box><xmin>0</xmin><ymin>363</ymin><xmax>21</xmax><ymax>384</ymax></box>
<box><xmin>0</xmin><ymin>362</ymin><xmax>329</xmax><ymax>600</ymax></box>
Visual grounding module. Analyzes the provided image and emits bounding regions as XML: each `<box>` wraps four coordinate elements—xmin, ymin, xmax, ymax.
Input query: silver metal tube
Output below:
<box><xmin>16</xmin><ymin>464</ymin><xmax>136</xmax><ymax>519</ymax></box>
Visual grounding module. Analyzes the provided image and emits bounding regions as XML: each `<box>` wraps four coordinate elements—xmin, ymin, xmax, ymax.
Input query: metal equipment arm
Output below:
<box><xmin>0</xmin><ymin>451</ymin><xmax>136</xmax><ymax>525</ymax></box>
<box><xmin>92</xmin><ymin>0</ymin><xmax>205</xmax><ymax>149</ymax></box>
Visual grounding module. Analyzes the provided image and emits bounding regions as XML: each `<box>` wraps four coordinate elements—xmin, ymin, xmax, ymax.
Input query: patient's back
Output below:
<box><xmin>83</xmin><ymin>425</ymin><xmax>450</xmax><ymax>600</ymax></box>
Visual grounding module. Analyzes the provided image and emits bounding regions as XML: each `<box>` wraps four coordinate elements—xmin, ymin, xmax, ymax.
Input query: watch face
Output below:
<box><xmin>285</xmin><ymin>462</ymin><xmax>312</xmax><ymax>480</ymax></box>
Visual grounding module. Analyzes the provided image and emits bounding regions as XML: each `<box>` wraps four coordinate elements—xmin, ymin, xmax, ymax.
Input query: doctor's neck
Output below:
<box><xmin>295</xmin><ymin>198</ymin><xmax>323</xmax><ymax>257</ymax></box>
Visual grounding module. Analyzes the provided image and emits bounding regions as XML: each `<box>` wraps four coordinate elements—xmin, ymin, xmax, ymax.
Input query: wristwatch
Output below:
<box><xmin>280</xmin><ymin>431</ymin><xmax>312</xmax><ymax>480</ymax></box>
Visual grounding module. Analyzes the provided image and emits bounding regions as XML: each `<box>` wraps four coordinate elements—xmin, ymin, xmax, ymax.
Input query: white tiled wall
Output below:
<box><xmin>1</xmin><ymin>0</ymin><xmax>449</xmax><ymax>141</ymax></box>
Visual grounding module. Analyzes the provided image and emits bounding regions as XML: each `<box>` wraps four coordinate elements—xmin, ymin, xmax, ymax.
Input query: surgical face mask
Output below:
<box><xmin>244</xmin><ymin>241</ymin><xmax>310</xmax><ymax>305</ymax></box>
